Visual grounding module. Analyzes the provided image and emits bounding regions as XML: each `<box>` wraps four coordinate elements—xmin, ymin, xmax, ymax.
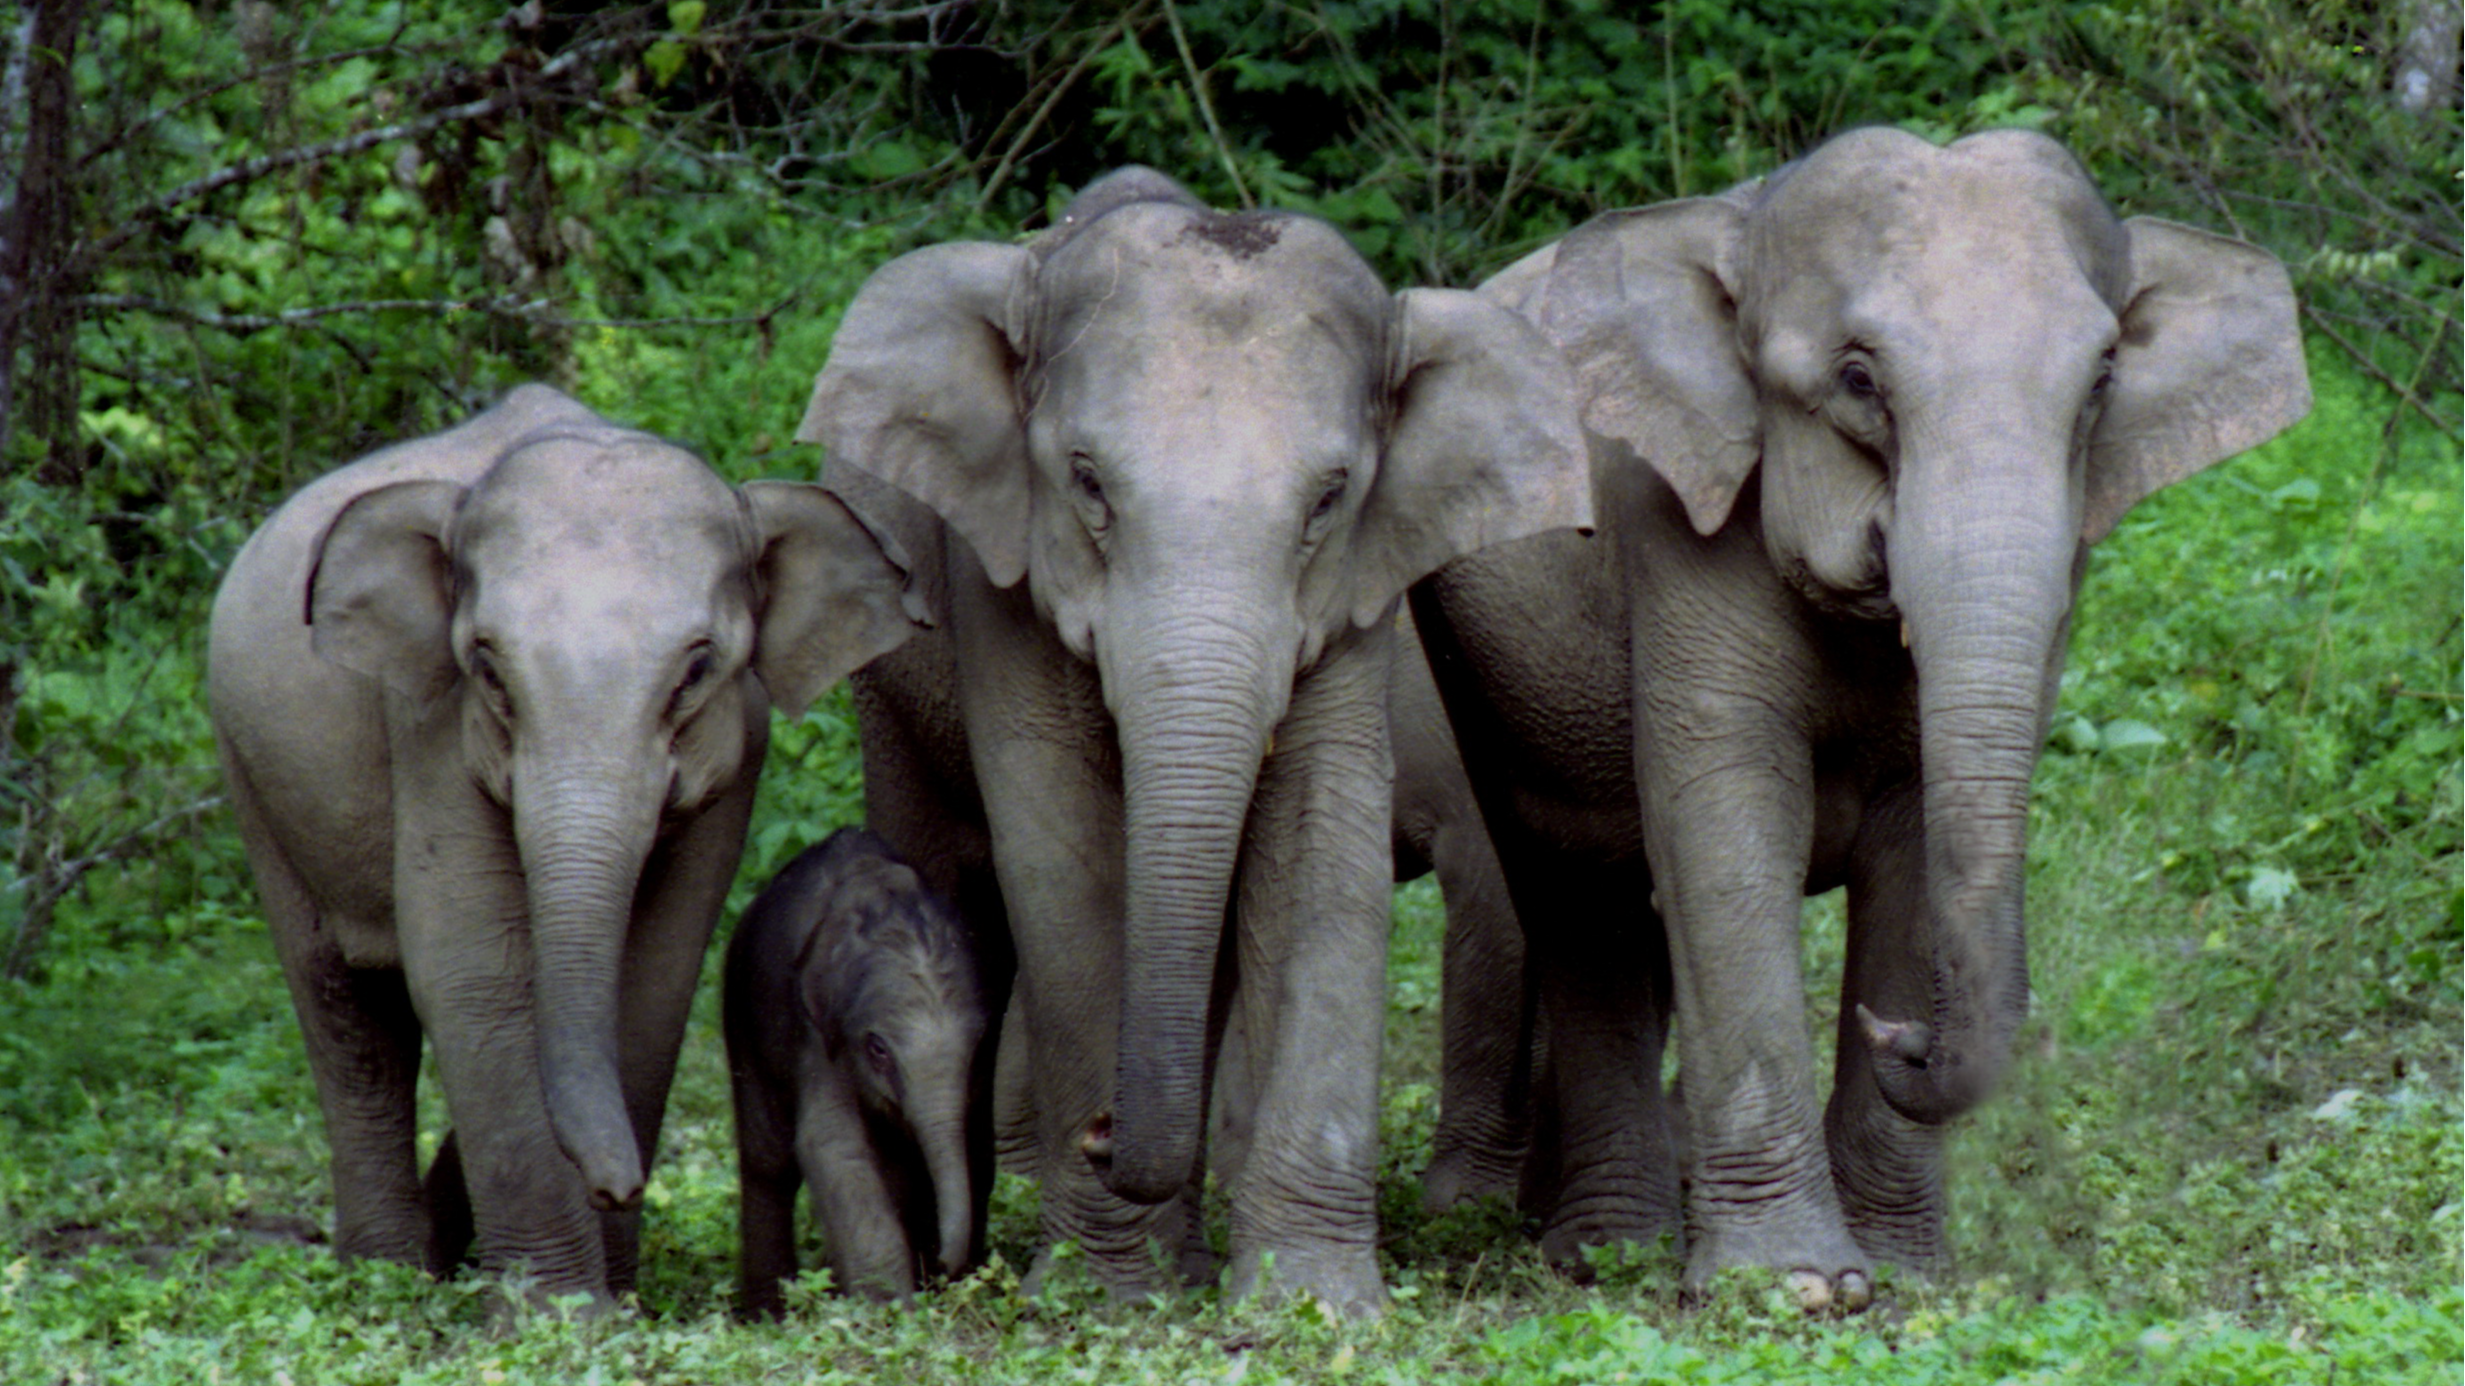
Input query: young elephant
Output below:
<box><xmin>208</xmin><ymin>385</ymin><xmax>925</xmax><ymax>1304</ymax></box>
<box><xmin>724</xmin><ymin>829</ymin><xmax>991</xmax><ymax>1313</ymax></box>
<box><xmin>1411</xmin><ymin>127</ymin><xmax>2310</xmax><ymax>1308</ymax></box>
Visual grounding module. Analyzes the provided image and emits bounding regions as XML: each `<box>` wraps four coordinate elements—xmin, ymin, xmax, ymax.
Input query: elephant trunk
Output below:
<box><xmin>1100</xmin><ymin>601</ymin><xmax>1287</xmax><ymax>1205</ymax></box>
<box><xmin>1873</xmin><ymin>423</ymin><xmax>2080</xmax><ymax>1126</ymax></box>
<box><xmin>517</xmin><ymin>758</ymin><xmax>664</xmax><ymax>1211</ymax></box>
<box><xmin>915</xmin><ymin>1091</ymin><xmax>978</xmax><ymax>1279</ymax></box>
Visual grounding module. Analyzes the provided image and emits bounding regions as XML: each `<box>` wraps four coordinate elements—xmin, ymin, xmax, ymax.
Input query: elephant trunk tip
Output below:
<box><xmin>588</xmin><ymin>1173</ymin><xmax>646</xmax><ymax>1215</ymax></box>
<box><xmin>1856</xmin><ymin>1003</ymin><xmax>1999</xmax><ymax>1126</ymax></box>
<box><xmin>1087</xmin><ymin>1108</ymin><xmax>1194</xmax><ymax>1206</ymax></box>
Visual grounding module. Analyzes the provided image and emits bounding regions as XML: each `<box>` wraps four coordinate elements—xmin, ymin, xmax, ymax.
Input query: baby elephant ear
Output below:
<box><xmin>1346</xmin><ymin>286</ymin><xmax>1594</xmax><ymax>630</ymax></box>
<box><xmin>797</xmin><ymin>241</ymin><xmax>1037</xmax><ymax>588</ymax></box>
<box><xmin>1528</xmin><ymin>197</ymin><xmax>1758</xmax><ymax>538</ymax></box>
<box><xmin>307</xmin><ymin>479</ymin><xmax>465</xmax><ymax>702</ymax></box>
<box><xmin>742</xmin><ymin>481</ymin><xmax>932</xmax><ymax>720</ymax></box>
<box><xmin>2084</xmin><ymin>217</ymin><xmax>2311</xmax><ymax>543</ymax></box>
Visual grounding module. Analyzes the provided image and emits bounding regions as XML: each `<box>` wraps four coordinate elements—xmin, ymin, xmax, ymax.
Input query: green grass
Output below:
<box><xmin>1</xmin><ymin>348</ymin><xmax>2456</xmax><ymax>1382</ymax></box>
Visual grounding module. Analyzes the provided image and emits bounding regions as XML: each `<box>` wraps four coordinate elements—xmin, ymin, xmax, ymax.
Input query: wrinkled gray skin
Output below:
<box><xmin>799</xmin><ymin>168</ymin><xmax>1590</xmax><ymax>1314</ymax></box>
<box><xmin>1411</xmin><ymin>128</ymin><xmax>2310</xmax><ymax>1308</ymax></box>
<box><xmin>725</xmin><ymin>828</ymin><xmax>989</xmax><ymax>1314</ymax></box>
<box><xmin>208</xmin><ymin>386</ymin><xmax>924</xmax><ymax>1304</ymax></box>
<box><xmin>1388</xmin><ymin>608</ymin><xmax>1536</xmax><ymax>1214</ymax></box>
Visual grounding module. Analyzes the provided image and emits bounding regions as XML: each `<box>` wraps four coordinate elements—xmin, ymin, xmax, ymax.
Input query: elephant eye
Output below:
<box><xmin>668</xmin><ymin>645</ymin><xmax>716</xmax><ymax>718</ymax></box>
<box><xmin>863</xmin><ymin>1033</ymin><xmax>895</xmax><ymax>1076</ymax></box>
<box><xmin>470</xmin><ymin>645</ymin><xmax>509</xmax><ymax>701</ymax></box>
<box><xmin>1838</xmin><ymin>360</ymin><xmax>1880</xmax><ymax>402</ymax></box>
<box><xmin>2089</xmin><ymin>348</ymin><xmax>2118</xmax><ymax>401</ymax></box>
<box><xmin>1309</xmin><ymin>470</ymin><xmax>1349</xmax><ymax>524</ymax></box>
<box><xmin>1067</xmin><ymin>454</ymin><xmax>1112</xmax><ymax>536</ymax></box>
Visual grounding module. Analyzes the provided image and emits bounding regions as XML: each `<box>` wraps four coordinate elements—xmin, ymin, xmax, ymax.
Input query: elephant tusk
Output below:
<box><xmin>1899</xmin><ymin>619</ymin><xmax>1911</xmax><ymax>649</ymax></box>
<box><xmin>1856</xmin><ymin>1003</ymin><xmax>1933</xmax><ymax>1064</ymax></box>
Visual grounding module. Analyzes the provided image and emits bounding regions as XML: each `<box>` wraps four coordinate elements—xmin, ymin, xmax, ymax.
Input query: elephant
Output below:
<box><xmin>1407</xmin><ymin>127</ymin><xmax>2310</xmax><ymax>1308</ymax></box>
<box><xmin>207</xmin><ymin>384</ymin><xmax>926</xmax><ymax>1304</ymax></box>
<box><xmin>724</xmin><ymin>828</ymin><xmax>991</xmax><ymax>1314</ymax></box>
<box><xmin>796</xmin><ymin>167</ymin><xmax>1590</xmax><ymax>1314</ymax></box>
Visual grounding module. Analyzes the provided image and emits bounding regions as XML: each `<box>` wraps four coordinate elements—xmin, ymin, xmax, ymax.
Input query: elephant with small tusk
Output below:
<box><xmin>1409</xmin><ymin>127</ymin><xmax>2310</xmax><ymax>1311</ymax></box>
<box><xmin>208</xmin><ymin>385</ymin><xmax>928</xmax><ymax>1305</ymax></box>
<box><xmin>798</xmin><ymin>167</ymin><xmax>1592</xmax><ymax>1315</ymax></box>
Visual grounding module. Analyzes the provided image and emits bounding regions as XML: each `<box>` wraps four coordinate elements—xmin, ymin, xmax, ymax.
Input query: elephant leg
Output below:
<box><xmin>796</xmin><ymin>1080</ymin><xmax>916</xmax><ymax>1300</ymax></box>
<box><xmin>424</xmin><ymin>1130</ymin><xmax>475</xmax><ymax>1273</ymax></box>
<box><xmin>1219</xmin><ymin>637</ymin><xmax>1392</xmax><ymax>1317</ymax></box>
<box><xmin>237</xmin><ymin>777</ymin><xmax>432</xmax><ymax>1269</ymax></box>
<box><xmin>605</xmin><ymin>773</ymin><xmax>758</xmax><ymax>1295</ymax></box>
<box><xmin>1508</xmin><ymin>847</ymin><xmax>1679</xmax><ymax>1267</ymax></box>
<box><xmin>1639</xmin><ymin>725</ymin><xmax>1871</xmax><ymax>1308</ymax></box>
<box><xmin>990</xmin><ymin>989</ymin><xmax>1038</xmax><ymax>1178</ymax></box>
<box><xmin>1423</xmin><ymin>814</ymin><xmax>1538</xmax><ymax>1215</ymax></box>
<box><xmin>396</xmin><ymin>791</ymin><xmax>605</xmax><ymax>1301</ymax></box>
<box><xmin>952</xmin><ymin>576</ymin><xmax>1184</xmax><ymax>1300</ymax></box>
<box><xmin>1826</xmin><ymin>782</ymin><xmax>1950</xmax><ymax>1275</ymax></box>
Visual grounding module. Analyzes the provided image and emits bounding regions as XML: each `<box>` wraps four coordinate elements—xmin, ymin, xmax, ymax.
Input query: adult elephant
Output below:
<box><xmin>1409</xmin><ymin>128</ymin><xmax>2310</xmax><ymax>1308</ymax></box>
<box><xmin>799</xmin><ymin>168</ymin><xmax>1589</xmax><ymax>1313</ymax></box>
<box><xmin>209</xmin><ymin>385</ymin><xmax>924</xmax><ymax>1304</ymax></box>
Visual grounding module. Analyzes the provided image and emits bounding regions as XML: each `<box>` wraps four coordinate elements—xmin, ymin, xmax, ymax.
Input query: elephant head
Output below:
<box><xmin>800</xmin><ymin>169</ymin><xmax>1589</xmax><ymax>1203</ymax></box>
<box><xmin>305</xmin><ymin>386</ymin><xmax>924</xmax><ymax>1210</ymax></box>
<box><xmin>1519</xmin><ymin>128</ymin><xmax>2308</xmax><ymax>1123</ymax></box>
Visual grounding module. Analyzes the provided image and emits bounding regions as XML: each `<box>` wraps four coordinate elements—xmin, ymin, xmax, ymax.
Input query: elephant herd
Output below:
<box><xmin>204</xmin><ymin>127</ymin><xmax>2309</xmax><ymax>1320</ymax></box>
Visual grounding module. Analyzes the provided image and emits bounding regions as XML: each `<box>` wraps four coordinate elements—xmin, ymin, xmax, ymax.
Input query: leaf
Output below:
<box><xmin>2245</xmin><ymin>864</ymin><xmax>2300</xmax><ymax>910</ymax></box>
<box><xmin>644</xmin><ymin>39</ymin><xmax>686</xmax><ymax>88</ymax></box>
<box><xmin>668</xmin><ymin>0</ymin><xmax>706</xmax><ymax>35</ymax></box>
<box><xmin>2098</xmin><ymin>718</ymin><xmax>2168</xmax><ymax>753</ymax></box>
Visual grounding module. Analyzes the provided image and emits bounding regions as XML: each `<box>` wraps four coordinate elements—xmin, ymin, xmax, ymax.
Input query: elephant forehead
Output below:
<box><xmin>1039</xmin><ymin>205</ymin><xmax>1386</xmax><ymax>339</ymax></box>
<box><xmin>1755</xmin><ymin>129</ymin><xmax>2126</xmax><ymax>311</ymax></box>
<box><xmin>458</xmin><ymin>434</ymin><xmax>749</xmax><ymax>566</ymax></box>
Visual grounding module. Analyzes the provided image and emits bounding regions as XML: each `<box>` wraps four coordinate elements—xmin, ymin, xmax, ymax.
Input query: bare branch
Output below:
<box><xmin>69</xmin><ymin>34</ymin><xmax>638</xmax><ymax>275</ymax></box>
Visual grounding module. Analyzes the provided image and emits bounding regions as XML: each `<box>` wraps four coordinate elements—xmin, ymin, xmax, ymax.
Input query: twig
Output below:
<box><xmin>2285</xmin><ymin>310</ymin><xmax>2453</xmax><ymax>805</ymax></box>
<box><xmin>975</xmin><ymin>3</ymin><xmax>1153</xmax><ymax>215</ymax></box>
<box><xmin>1163</xmin><ymin>0</ymin><xmax>1247</xmax><ymax>208</ymax></box>
<box><xmin>76</xmin><ymin>291</ymin><xmax>796</xmax><ymax>333</ymax></box>
<box><xmin>69</xmin><ymin>35</ymin><xmax>638</xmax><ymax>275</ymax></box>
<box><xmin>2299</xmin><ymin>304</ymin><xmax>2459</xmax><ymax>436</ymax></box>
<box><xmin>5</xmin><ymin>794</ymin><xmax>226</xmax><ymax>979</ymax></box>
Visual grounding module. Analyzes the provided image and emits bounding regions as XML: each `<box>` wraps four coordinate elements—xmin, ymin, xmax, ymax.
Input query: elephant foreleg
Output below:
<box><xmin>1826</xmin><ymin>781</ymin><xmax>1951</xmax><ymax>1275</ymax></box>
<box><xmin>952</xmin><ymin>574</ymin><xmax>1187</xmax><ymax>1300</ymax></box>
<box><xmin>1221</xmin><ymin>636</ymin><xmax>1393</xmax><ymax>1317</ymax></box>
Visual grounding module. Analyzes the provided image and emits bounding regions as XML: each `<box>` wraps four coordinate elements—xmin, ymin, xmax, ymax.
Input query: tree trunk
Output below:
<box><xmin>0</xmin><ymin>0</ymin><xmax>87</xmax><ymax>476</ymax></box>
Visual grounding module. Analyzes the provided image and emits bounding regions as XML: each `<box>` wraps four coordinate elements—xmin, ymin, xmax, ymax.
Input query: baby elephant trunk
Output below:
<box><xmin>915</xmin><ymin>1095</ymin><xmax>977</xmax><ymax>1279</ymax></box>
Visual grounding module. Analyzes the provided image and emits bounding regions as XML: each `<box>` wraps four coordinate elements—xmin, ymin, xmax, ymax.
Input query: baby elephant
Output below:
<box><xmin>724</xmin><ymin>829</ymin><xmax>991</xmax><ymax>1313</ymax></box>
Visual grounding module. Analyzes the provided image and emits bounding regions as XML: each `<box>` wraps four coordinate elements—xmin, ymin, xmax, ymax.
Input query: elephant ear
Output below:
<box><xmin>307</xmin><ymin>479</ymin><xmax>465</xmax><ymax>702</ymax></box>
<box><xmin>1527</xmin><ymin>198</ymin><xmax>1759</xmax><ymax>538</ymax></box>
<box><xmin>2083</xmin><ymin>217</ymin><xmax>2312</xmax><ymax>543</ymax></box>
<box><xmin>796</xmin><ymin>241</ymin><xmax>1037</xmax><ymax>588</ymax></box>
<box><xmin>742</xmin><ymin>480</ymin><xmax>932</xmax><ymax>720</ymax></box>
<box><xmin>1344</xmin><ymin>287</ymin><xmax>1594</xmax><ymax>630</ymax></box>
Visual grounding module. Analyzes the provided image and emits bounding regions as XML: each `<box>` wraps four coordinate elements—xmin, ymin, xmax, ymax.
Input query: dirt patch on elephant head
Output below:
<box><xmin>1179</xmin><ymin>211</ymin><xmax>1284</xmax><ymax>260</ymax></box>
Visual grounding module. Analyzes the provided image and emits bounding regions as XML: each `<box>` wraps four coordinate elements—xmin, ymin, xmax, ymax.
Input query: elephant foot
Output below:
<box><xmin>1683</xmin><ymin>1218</ymin><xmax>1875</xmax><ymax>1316</ymax></box>
<box><xmin>1224</xmin><ymin>1238</ymin><xmax>1387</xmax><ymax>1319</ymax></box>
<box><xmin>1419</xmin><ymin>1145</ymin><xmax>1525</xmax><ymax>1215</ymax></box>
<box><xmin>1842</xmin><ymin>1206</ymin><xmax>1948</xmax><ymax>1280</ymax></box>
<box><xmin>1536</xmin><ymin>1205</ymin><xmax>1683</xmax><ymax>1275</ymax></box>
